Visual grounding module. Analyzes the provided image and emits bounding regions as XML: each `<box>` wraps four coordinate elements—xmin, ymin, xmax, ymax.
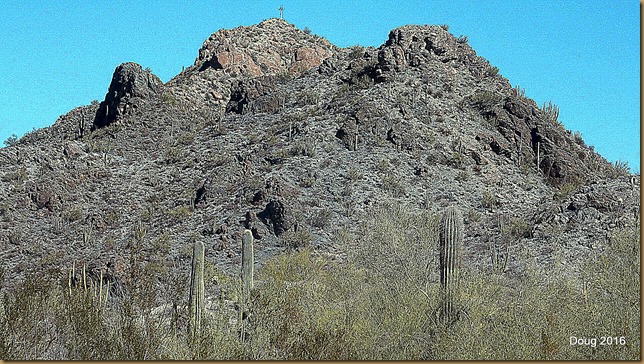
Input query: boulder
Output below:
<box><xmin>93</xmin><ymin>62</ymin><xmax>163</xmax><ymax>129</ymax></box>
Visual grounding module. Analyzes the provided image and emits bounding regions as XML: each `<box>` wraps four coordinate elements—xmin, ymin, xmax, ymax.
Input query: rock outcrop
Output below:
<box><xmin>93</xmin><ymin>62</ymin><xmax>163</xmax><ymax>129</ymax></box>
<box><xmin>195</xmin><ymin>18</ymin><xmax>336</xmax><ymax>78</ymax></box>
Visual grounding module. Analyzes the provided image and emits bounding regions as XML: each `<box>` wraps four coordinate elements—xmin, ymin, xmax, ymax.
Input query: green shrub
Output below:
<box><xmin>280</xmin><ymin>227</ymin><xmax>313</xmax><ymax>250</ymax></box>
<box><xmin>470</xmin><ymin>90</ymin><xmax>501</xmax><ymax>108</ymax></box>
<box><xmin>482</xmin><ymin>190</ymin><xmax>499</xmax><ymax>208</ymax></box>
<box><xmin>0</xmin><ymin>205</ymin><xmax>638</xmax><ymax>360</ymax></box>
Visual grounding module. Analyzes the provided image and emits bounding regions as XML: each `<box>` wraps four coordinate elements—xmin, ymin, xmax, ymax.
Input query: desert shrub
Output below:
<box><xmin>482</xmin><ymin>190</ymin><xmax>499</xmax><ymax>208</ymax></box>
<box><xmin>348</xmin><ymin>45</ymin><xmax>365</xmax><ymax>60</ymax></box>
<box><xmin>345</xmin><ymin>167</ymin><xmax>363</xmax><ymax>182</ymax></box>
<box><xmin>1</xmin><ymin>166</ymin><xmax>27</xmax><ymax>184</ymax></box>
<box><xmin>486</xmin><ymin>65</ymin><xmax>499</xmax><ymax>76</ymax></box>
<box><xmin>163</xmin><ymin>147</ymin><xmax>186</xmax><ymax>164</ymax></box>
<box><xmin>249</xmin><ymin>249</ymin><xmax>403</xmax><ymax>360</ymax></box>
<box><xmin>280</xmin><ymin>227</ymin><xmax>313</xmax><ymax>250</ymax></box>
<box><xmin>290</xmin><ymin>141</ymin><xmax>316</xmax><ymax>157</ymax></box>
<box><xmin>3</xmin><ymin>134</ymin><xmax>18</xmax><ymax>147</ymax></box>
<box><xmin>425</xmin><ymin>226</ymin><xmax>640</xmax><ymax>360</ymax></box>
<box><xmin>310</xmin><ymin>208</ymin><xmax>332</xmax><ymax>228</ymax></box>
<box><xmin>0</xmin><ymin>206</ymin><xmax>638</xmax><ymax>360</ymax></box>
<box><xmin>177</xmin><ymin>132</ymin><xmax>195</xmax><ymax>146</ymax></box>
<box><xmin>470</xmin><ymin>90</ymin><xmax>501</xmax><ymax>108</ymax></box>
<box><xmin>554</xmin><ymin>178</ymin><xmax>583</xmax><ymax>202</ymax></box>
<box><xmin>160</xmin><ymin>93</ymin><xmax>178</xmax><ymax>106</ymax></box>
<box><xmin>381</xmin><ymin>174</ymin><xmax>406</xmax><ymax>197</ymax></box>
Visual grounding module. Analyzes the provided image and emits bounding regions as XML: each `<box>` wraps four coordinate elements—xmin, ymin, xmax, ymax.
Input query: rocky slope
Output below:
<box><xmin>0</xmin><ymin>19</ymin><xmax>638</xmax><ymax>297</ymax></box>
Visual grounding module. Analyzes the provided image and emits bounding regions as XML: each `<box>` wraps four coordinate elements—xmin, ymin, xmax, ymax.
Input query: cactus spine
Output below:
<box><xmin>189</xmin><ymin>241</ymin><xmax>205</xmax><ymax>338</ymax></box>
<box><xmin>241</xmin><ymin>229</ymin><xmax>254</xmax><ymax>300</ymax></box>
<box><xmin>439</xmin><ymin>205</ymin><xmax>463</xmax><ymax>324</ymax></box>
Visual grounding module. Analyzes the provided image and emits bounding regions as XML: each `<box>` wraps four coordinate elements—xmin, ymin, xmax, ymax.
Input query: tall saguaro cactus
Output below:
<box><xmin>241</xmin><ymin>229</ymin><xmax>254</xmax><ymax>300</ymax></box>
<box><xmin>439</xmin><ymin>205</ymin><xmax>463</xmax><ymax>324</ymax></box>
<box><xmin>189</xmin><ymin>241</ymin><xmax>205</xmax><ymax>338</ymax></box>
<box><xmin>239</xmin><ymin>230</ymin><xmax>254</xmax><ymax>339</ymax></box>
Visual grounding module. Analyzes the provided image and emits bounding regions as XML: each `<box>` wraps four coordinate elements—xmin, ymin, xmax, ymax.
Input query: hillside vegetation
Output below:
<box><xmin>0</xmin><ymin>204</ymin><xmax>639</xmax><ymax>359</ymax></box>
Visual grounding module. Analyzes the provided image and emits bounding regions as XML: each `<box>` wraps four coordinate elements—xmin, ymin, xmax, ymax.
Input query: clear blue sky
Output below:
<box><xmin>0</xmin><ymin>1</ymin><xmax>639</xmax><ymax>172</ymax></box>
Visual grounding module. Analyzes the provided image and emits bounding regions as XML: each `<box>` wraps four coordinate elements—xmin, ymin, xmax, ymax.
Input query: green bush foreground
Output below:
<box><xmin>0</xmin><ymin>206</ymin><xmax>640</xmax><ymax>360</ymax></box>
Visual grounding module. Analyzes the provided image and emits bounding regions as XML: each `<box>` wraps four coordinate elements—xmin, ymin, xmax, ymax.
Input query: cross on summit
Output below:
<box><xmin>279</xmin><ymin>5</ymin><xmax>284</xmax><ymax>19</ymax></box>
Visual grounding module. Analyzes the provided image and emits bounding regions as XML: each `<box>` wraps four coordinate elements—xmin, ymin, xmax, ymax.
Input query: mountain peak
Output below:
<box><xmin>193</xmin><ymin>19</ymin><xmax>337</xmax><ymax>78</ymax></box>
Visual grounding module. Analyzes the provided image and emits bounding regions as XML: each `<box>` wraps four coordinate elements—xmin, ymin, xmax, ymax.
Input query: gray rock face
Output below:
<box><xmin>93</xmin><ymin>62</ymin><xmax>163</xmax><ymax>129</ymax></box>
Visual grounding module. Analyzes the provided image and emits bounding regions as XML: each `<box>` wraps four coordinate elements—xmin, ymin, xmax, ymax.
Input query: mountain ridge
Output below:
<box><xmin>0</xmin><ymin>19</ymin><xmax>638</xmax><ymax>292</ymax></box>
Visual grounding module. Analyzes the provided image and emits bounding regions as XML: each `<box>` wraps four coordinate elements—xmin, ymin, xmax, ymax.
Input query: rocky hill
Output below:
<box><xmin>0</xmin><ymin>18</ymin><xmax>639</xmax><ymax>297</ymax></box>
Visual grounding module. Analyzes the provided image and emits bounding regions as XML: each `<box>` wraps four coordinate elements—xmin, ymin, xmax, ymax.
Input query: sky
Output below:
<box><xmin>0</xmin><ymin>1</ymin><xmax>639</xmax><ymax>172</ymax></box>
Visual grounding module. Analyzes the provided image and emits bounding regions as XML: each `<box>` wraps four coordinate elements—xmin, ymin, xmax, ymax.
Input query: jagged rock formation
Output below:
<box><xmin>195</xmin><ymin>18</ymin><xmax>335</xmax><ymax>77</ymax></box>
<box><xmin>0</xmin><ymin>19</ymin><xmax>638</xmax><ymax>295</ymax></box>
<box><xmin>93</xmin><ymin>62</ymin><xmax>164</xmax><ymax>129</ymax></box>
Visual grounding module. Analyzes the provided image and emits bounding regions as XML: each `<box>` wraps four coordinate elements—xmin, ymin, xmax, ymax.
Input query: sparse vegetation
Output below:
<box><xmin>345</xmin><ymin>167</ymin><xmax>363</xmax><ymax>182</ymax></box>
<box><xmin>486</xmin><ymin>65</ymin><xmax>499</xmax><ymax>76</ymax></box>
<box><xmin>310</xmin><ymin>208</ymin><xmax>332</xmax><ymax>228</ymax></box>
<box><xmin>3</xmin><ymin>134</ymin><xmax>19</xmax><ymax>147</ymax></box>
<box><xmin>1</xmin><ymin>166</ymin><xmax>27</xmax><ymax>184</ymax></box>
<box><xmin>280</xmin><ymin>227</ymin><xmax>313</xmax><ymax>250</ymax></box>
<box><xmin>554</xmin><ymin>178</ymin><xmax>583</xmax><ymax>202</ymax></box>
<box><xmin>612</xmin><ymin>160</ymin><xmax>631</xmax><ymax>177</ymax></box>
<box><xmin>1</xmin><ymin>202</ymin><xmax>638</xmax><ymax>360</ymax></box>
<box><xmin>482</xmin><ymin>190</ymin><xmax>500</xmax><ymax>208</ymax></box>
<box><xmin>160</xmin><ymin>92</ymin><xmax>178</xmax><ymax>106</ymax></box>
<box><xmin>381</xmin><ymin>173</ymin><xmax>407</xmax><ymax>197</ymax></box>
<box><xmin>470</xmin><ymin>90</ymin><xmax>501</xmax><ymax>108</ymax></box>
<box><xmin>541</xmin><ymin>100</ymin><xmax>560</xmax><ymax>124</ymax></box>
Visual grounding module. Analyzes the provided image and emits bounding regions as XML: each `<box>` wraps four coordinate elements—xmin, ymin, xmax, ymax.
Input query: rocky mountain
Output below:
<box><xmin>0</xmin><ymin>18</ymin><xmax>638</xmax><ymax>296</ymax></box>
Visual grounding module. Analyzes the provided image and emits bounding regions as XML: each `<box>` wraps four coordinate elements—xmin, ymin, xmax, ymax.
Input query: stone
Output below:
<box><xmin>258</xmin><ymin>199</ymin><xmax>291</xmax><ymax>236</ymax></box>
<box><xmin>194</xmin><ymin>19</ymin><xmax>335</xmax><ymax>78</ymax></box>
<box><xmin>93</xmin><ymin>62</ymin><xmax>163</xmax><ymax>129</ymax></box>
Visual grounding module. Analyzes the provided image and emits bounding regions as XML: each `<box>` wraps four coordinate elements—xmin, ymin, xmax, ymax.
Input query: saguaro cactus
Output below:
<box><xmin>439</xmin><ymin>205</ymin><xmax>463</xmax><ymax>324</ymax></box>
<box><xmin>241</xmin><ymin>229</ymin><xmax>254</xmax><ymax>300</ymax></box>
<box><xmin>189</xmin><ymin>241</ymin><xmax>205</xmax><ymax>337</ymax></box>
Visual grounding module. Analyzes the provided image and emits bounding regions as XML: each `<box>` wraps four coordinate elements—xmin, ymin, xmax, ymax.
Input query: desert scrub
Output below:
<box><xmin>165</xmin><ymin>205</ymin><xmax>192</xmax><ymax>223</ymax></box>
<box><xmin>469</xmin><ymin>90</ymin><xmax>501</xmax><ymax>108</ymax></box>
<box><xmin>309</xmin><ymin>208</ymin><xmax>332</xmax><ymax>228</ymax></box>
<box><xmin>176</xmin><ymin>132</ymin><xmax>195</xmax><ymax>146</ymax></box>
<box><xmin>345</xmin><ymin>167</ymin><xmax>363</xmax><ymax>182</ymax></box>
<box><xmin>431</xmin><ymin>231</ymin><xmax>640</xmax><ymax>360</ymax></box>
<box><xmin>249</xmin><ymin>249</ymin><xmax>406</xmax><ymax>360</ymax></box>
<box><xmin>280</xmin><ymin>227</ymin><xmax>313</xmax><ymax>250</ymax></box>
<box><xmin>0</xmin><ymin>215</ymin><xmax>638</xmax><ymax>360</ymax></box>
<box><xmin>481</xmin><ymin>190</ymin><xmax>499</xmax><ymax>208</ymax></box>
<box><xmin>163</xmin><ymin>147</ymin><xmax>187</xmax><ymax>164</ymax></box>
<box><xmin>553</xmin><ymin>177</ymin><xmax>583</xmax><ymax>202</ymax></box>
<box><xmin>290</xmin><ymin>140</ymin><xmax>316</xmax><ymax>157</ymax></box>
<box><xmin>381</xmin><ymin>173</ymin><xmax>406</xmax><ymax>197</ymax></box>
<box><xmin>1</xmin><ymin>166</ymin><xmax>28</xmax><ymax>184</ymax></box>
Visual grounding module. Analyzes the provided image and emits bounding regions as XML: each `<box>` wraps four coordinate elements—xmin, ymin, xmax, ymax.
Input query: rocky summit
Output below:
<box><xmin>0</xmin><ymin>19</ymin><xmax>639</xmax><ymax>359</ymax></box>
